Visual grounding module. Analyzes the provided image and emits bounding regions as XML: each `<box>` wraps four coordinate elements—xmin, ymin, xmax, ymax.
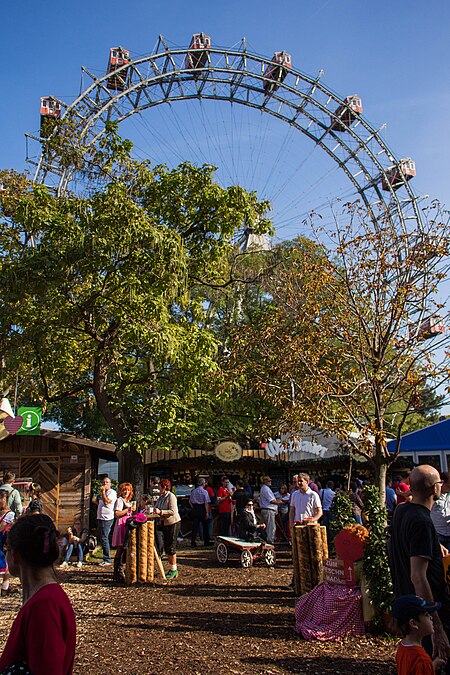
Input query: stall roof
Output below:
<box><xmin>387</xmin><ymin>418</ymin><xmax>450</xmax><ymax>453</ymax></box>
<box><xmin>0</xmin><ymin>426</ymin><xmax>116</xmax><ymax>459</ymax></box>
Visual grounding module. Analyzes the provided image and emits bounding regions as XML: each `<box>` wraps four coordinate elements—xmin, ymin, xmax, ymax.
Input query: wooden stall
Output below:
<box><xmin>0</xmin><ymin>430</ymin><xmax>116</xmax><ymax>532</ymax></box>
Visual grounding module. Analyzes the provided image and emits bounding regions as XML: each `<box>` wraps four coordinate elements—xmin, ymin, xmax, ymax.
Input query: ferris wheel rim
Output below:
<box><xmin>28</xmin><ymin>39</ymin><xmax>424</xmax><ymax>235</ymax></box>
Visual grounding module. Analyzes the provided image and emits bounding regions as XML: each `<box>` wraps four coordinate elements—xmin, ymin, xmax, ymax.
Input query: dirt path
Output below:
<box><xmin>0</xmin><ymin>544</ymin><xmax>396</xmax><ymax>674</ymax></box>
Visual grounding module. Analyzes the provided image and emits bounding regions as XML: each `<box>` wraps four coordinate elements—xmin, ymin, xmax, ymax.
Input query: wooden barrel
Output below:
<box><xmin>137</xmin><ymin>521</ymin><xmax>148</xmax><ymax>584</ymax></box>
<box><xmin>291</xmin><ymin>524</ymin><xmax>300</xmax><ymax>595</ymax></box>
<box><xmin>125</xmin><ymin>527</ymin><xmax>138</xmax><ymax>585</ymax></box>
<box><xmin>298</xmin><ymin>525</ymin><xmax>313</xmax><ymax>594</ymax></box>
<box><xmin>147</xmin><ymin>520</ymin><xmax>155</xmax><ymax>582</ymax></box>
<box><xmin>307</xmin><ymin>524</ymin><xmax>323</xmax><ymax>588</ymax></box>
<box><xmin>320</xmin><ymin>525</ymin><xmax>329</xmax><ymax>564</ymax></box>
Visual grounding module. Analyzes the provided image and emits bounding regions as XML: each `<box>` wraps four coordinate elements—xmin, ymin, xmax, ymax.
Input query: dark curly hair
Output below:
<box><xmin>7</xmin><ymin>514</ymin><xmax>60</xmax><ymax>567</ymax></box>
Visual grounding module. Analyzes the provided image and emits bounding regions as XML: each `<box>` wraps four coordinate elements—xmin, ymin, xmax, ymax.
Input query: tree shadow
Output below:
<box><xmin>169</xmin><ymin>582</ymin><xmax>294</xmax><ymax>606</ymax></box>
<box><xmin>115</xmin><ymin>609</ymin><xmax>294</xmax><ymax>639</ymax></box>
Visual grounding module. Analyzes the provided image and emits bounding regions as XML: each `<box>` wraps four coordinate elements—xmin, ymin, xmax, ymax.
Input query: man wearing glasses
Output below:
<box><xmin>389</xmin><ymin>465</ymin><xmax>450</xmax><ymax>672</ymax></box>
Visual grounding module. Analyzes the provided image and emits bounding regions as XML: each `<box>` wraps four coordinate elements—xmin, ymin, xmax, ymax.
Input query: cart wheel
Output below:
<box><xmin>216</xmin><ymin>542</ymin><xmax>229</xmax><ymax>564</ymax></box>
<box><xmin>264</xmin><ymin>548</ymin><xmax>276</xmax><ymax>567</ymax></box>
<box><xmin>240</xmin><ymin>549</ymin><xmax>253</xmax><ymax>568</ymax></box>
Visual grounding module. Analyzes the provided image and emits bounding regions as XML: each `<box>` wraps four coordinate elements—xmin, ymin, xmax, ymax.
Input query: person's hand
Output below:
<box><xmin>433</xmin><ymin>656</ymin><xmax>447</xmax><ymax>671</ymax></box>
<box><xmin>432</xmin><ymin>621</ymin><xmax>450</xmax><ymax>663</ymax></box>
<box><xmin>259</xmin><ymin>523</ymin><xmax>266</xmax><ymax>529</ymax></box>
<box><xmin>440</xmin><ymin>544</ymin><xmax>449</xmax><ymax>557</ymax></box>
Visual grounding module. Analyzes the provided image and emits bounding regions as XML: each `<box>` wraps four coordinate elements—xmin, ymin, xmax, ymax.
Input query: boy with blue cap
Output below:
<box><xmin>392</xmin><ymin>595</ymin><xmax>446</xmax><ymax>674</ymax></box>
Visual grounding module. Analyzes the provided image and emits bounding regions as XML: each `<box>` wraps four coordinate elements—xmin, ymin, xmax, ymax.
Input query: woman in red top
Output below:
<box><xmin>0</xmin><ymin>514</ymin><xmax>76</xmax><ymax>675</ymax></box>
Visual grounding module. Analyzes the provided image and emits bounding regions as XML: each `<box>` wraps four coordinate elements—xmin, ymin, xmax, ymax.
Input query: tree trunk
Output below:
<box><xmin>375</xmin><ymin>461</ymin><xmax>387</xmax><ymax>509</ymax></box>
<box><xmin>118</xmin><ymin>445</ymin><xmax>145</xmax><ymax>498</ymax></box>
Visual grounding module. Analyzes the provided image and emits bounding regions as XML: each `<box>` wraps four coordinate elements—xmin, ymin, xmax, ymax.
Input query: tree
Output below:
<box><xmin>227</xmin><ymin>203</ymin><xmax>450</xmax><ymax>503</ymax></box>
<box><xmin>0</xmin><ymin>127</ymin><xmax>271</xmax><ymax>494</ymax></box>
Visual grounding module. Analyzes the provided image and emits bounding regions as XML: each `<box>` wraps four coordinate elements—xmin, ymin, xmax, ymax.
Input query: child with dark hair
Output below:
<box><xmin>392</xmin><ymin>594</ymin><xmax>446</xmax><ymax>674</ymax></box>
<box><xmin>0</xmin><ymin>514</ymin><xmax>76</xmax><ymax>674</ymax></box>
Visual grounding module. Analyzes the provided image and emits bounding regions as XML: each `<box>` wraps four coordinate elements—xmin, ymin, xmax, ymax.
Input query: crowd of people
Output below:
<box><xmin>2</xmin><ymin>464</ymin><xmax>450</xmax><ymax>674</ymax></box>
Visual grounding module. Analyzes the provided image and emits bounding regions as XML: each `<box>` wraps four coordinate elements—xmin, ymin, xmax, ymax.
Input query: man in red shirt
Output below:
<box><xmin>393</xmin><ymin>474</ymin><xmax>411</xmax><ymax>504</ymax></box>
<box><xmin>217</xmin><ymin>476</ymin><xmax>234</xmax><ymax>536</ymax></box>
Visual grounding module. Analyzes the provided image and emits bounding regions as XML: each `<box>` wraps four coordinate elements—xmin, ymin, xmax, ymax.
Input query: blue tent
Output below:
<box><xmin>387</xmin><ymin>418</ymin><xmax>450</xmax><ymax>454</ymax></box>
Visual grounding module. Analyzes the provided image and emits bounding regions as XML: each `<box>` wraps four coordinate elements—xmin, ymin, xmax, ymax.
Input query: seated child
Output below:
<box><xmin>59</xmin><ymin>519</ymin><xmax>88</xmax><ymax>569</ymax></box>
<box><xmin>392</xmin><ymin>594</ymin><xmax>446</xmax><ymax>674</ymax></box>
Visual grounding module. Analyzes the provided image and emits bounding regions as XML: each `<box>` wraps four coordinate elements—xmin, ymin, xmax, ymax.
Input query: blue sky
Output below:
<box><xmin>3</xmin><ymin>1</ymin><xmax>450</xmax><ymax>218</ymax></box>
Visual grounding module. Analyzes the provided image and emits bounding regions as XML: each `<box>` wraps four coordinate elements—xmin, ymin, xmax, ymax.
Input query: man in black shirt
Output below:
<box><xmin>390</xmin><ymin>464</ymin><xmax>450</xmax><ymax>669</ymax></box>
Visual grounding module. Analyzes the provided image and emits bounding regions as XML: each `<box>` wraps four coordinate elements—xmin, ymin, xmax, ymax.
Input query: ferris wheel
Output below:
<box><xmin>25</xmin><ymin>32</ymin><xmax>425</xmax><ymax>246</ymax></box>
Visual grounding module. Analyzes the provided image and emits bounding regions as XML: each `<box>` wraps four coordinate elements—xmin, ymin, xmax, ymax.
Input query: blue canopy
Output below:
<box><xmin>387</xmin><ymin>418</ymin><xmax>450</xmax><ymax>453</ymax></box>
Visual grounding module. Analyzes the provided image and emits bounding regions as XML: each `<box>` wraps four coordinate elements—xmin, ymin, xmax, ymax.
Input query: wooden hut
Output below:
<box><xmin>0</xmin><ymin>430</ymin><xmax>116</xmax><ymax>532</ymax></box>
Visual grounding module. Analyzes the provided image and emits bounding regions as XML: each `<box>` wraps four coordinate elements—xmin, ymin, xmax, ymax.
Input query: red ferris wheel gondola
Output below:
<box><xmin>184</xmin><ymin>33</ymin><xmax>211</xmax><ymax>75</ymax></box>
<box><xmin>263</xmin><ymin>51</ymin><xmax>292</xmax><ymax>93</ymax></box>
<box><xmin>106</xmin><ymin>47</ymin><xmax>130</xmax><ymax>91</ymax></box>
<box><xmin>330</xmin><ymin>95</ymin><xmax>362</xmax><ymax>132</ymax></box>
<box><xmin>40</xmin><ymin>96</ymin><xmax>61</xmax><ymax>135</ymax></box>
<box><xmin>382</xmin><ymin>158</ymin><xmax>416</xmax><ymax>191</ymax></box>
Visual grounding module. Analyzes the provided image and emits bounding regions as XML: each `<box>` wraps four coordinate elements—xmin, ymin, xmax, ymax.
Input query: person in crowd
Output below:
<box><xmin>308</xmin><ymin>475</ymin><xmax>320</xmax><ymax>495</ymax></box>
<box><xmin>204</xmin><ymin>477</ymin><xmax>216</xmax><ymax>539</ymax></box>
<box><xmin>25</xmin><ymin>483</ymin><xmax>44</xmax><ymax>515</ymax></box>
<box><xmin>0</xmin><ymin>514</ymin><xmax>76</xmax><ymax>674</ymax></box>
<box><xmin>430</xmin><ymin>471</ymin><xmax>450</xmax><ymax>550</ymax></box>
<box><xmin>29</xmin><ymin>482</ymin><xmax>42</xmax><ymax>501</ymax></box>
<box><xmin>0</xmin><ymin>488</ymin><xmax>15</xmax><ymax>597</ymax></box>
<box><xmin>349</xmin><ymin>481</ymin><xmax>364</xmax><ymax>524</ymax></box>
<box><xmin>385</xmin><ymin>478</ymin><xmax>397</xmax><ymax>518</ymax></box>
<box><xmin>274</xmin><ymin>484</ymin><xmax>291</xmax><ymax>538</ymax></box>
<box><xmin>112</xmin><ymin>482</ymin><xmax>133</xmax><ymax>582</ymax></box>
<box><xmin>96</xmin><ymin>475</ymin><xmax>117</xmax><ymax>567</ymax></box>
<box><xmin>389</xmin><ymin>465</ymin><xmax>450</xmax><ymax>671</ymax></box>
<box><xmin>59</xmin><ymin>519</ymin><xmax>88</xmax><ymax>570</ymax></box>
<box><xmin>232</xmin><ymin>480</ymin><xmax>248</xmax><ymax>533</ymax></box>
<box><xmin>319</xmin><ymin>481</ymin><xmax>335</xmax><ymax>532</ymax></box>
<box><xmin>392</xmin><ymin>594</ymin><xmax>445</xmax><ymax>675</ymax></box>
<box><xmin>289</xmin><ymin>474</ymin><xmax>299</xmax><ymax>495</ymax></box>
<box><xmin>258</xmin><ymin>476</ymin><xmax>280</xmax><ymax>545</ymax></box>
<box><xmin>393</xmin><ymin>474</ymin><xmax>411</xmax><ymax>504</ymax></box>
<box><xmin>289</xmin><ymin>473</ymin><xmax>323</xmax><ymax>528</ymax></box>
<box><xmin>217</xmin><ymin>476</ymin><xmax>234</xmax><ymax>536</ymax></box>
<box><xmin>154</xmin><ymin>479</ymin><xmax>181</xmax><ymax>580</ymax></box>
<box><xmin>138</xmin><ymin>494</ymin><xmax>152</xmax><ymax>514</ymax></box>
<box><xmin>243</xmin><ymin>475</ymin><xmax>253</xmax><ymax>498</ymax></box>
<box><xmin>26</xmin><ymin>499</ymin><xmax>44</xmax><ymax>515</ymax></box>
<box><xmin>239</xmin><ymin>500</ymin><xmax>267</xmax><ymax>543</ymax></box>
<box><xmin>189</xmin><ymin>477</ymin><xmax>211</xmax><ymax>547</ymax></box>
<box><xmin>0</xmin><ymin>471</ymin><xmax>23</xmax><ymax>519</ymax></box>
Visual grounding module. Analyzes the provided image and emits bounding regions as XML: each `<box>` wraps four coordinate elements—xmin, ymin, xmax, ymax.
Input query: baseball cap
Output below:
<box><xmin>392</xmin><ymin>595</ymin><xmax>441</xmax><ymax>624</ymax></box>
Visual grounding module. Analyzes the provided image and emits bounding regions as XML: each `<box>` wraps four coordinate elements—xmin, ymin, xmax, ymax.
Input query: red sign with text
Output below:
<box><xmin>323</xmin><ymin>558</ymin><xmax>356</xmax><ymax>587</ymax></box>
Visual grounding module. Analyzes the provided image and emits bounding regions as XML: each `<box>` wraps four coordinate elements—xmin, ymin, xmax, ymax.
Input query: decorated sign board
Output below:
<box><xmin>214</xmin><ymin>441</ymin><xmax>243</xmax><ymax>462</ymax></box>
<box><xmin>323</xmin><ymin>558</ymin><xmax>356</xmax><ymax>587</ymax></box>
<box><xmin>3</xmin><ymin>407</ymin><xmax>42</xmax><ymax>436</ymax></box>
<box><xmin>17</xmin><ymin>407</ymin><xmax>42</xmax><ymax>435</ymax></box>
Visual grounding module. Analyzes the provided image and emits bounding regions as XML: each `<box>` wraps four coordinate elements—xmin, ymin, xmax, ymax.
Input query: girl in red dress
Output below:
<box><xmin>0</xmin><ymin>514</ymin><xmax>76</xmax><ymax>675</ymax></box>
